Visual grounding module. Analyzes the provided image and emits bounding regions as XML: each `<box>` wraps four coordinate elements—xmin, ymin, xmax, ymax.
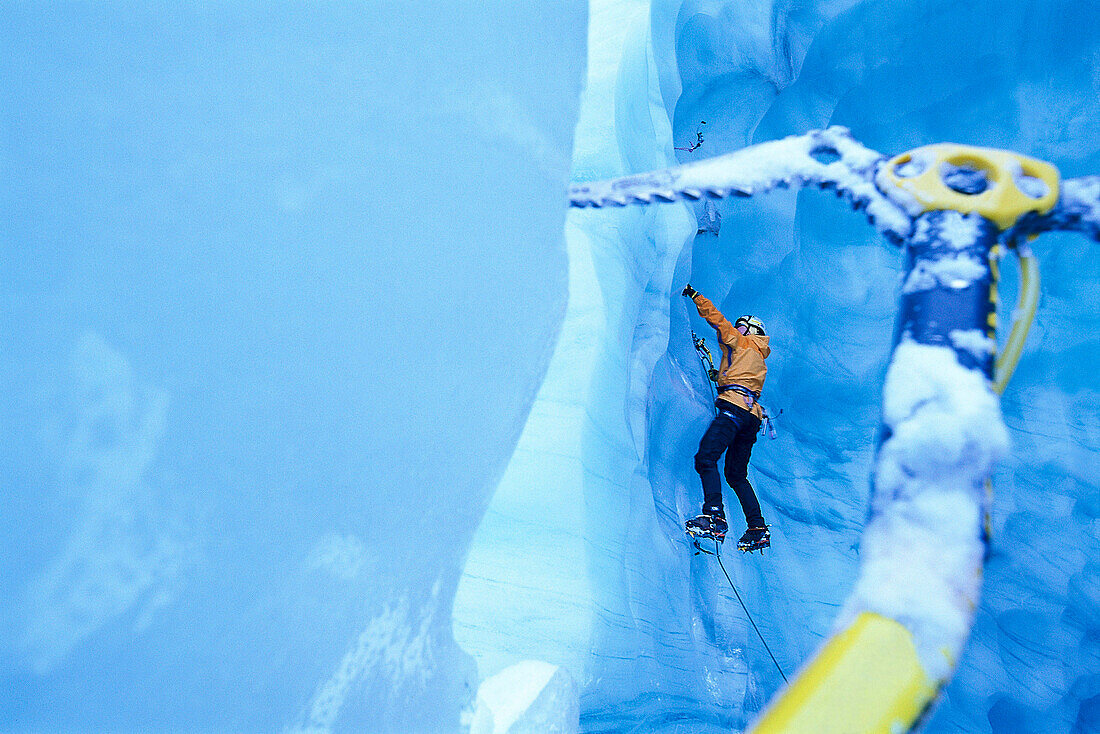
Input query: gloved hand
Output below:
<box><xmin>682</xmin><ymin>284</ymin><xmax>697</xmax><ymax>298</ymax></box>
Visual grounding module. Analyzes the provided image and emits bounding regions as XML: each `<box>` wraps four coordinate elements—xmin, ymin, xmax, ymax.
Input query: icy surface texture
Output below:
<box><xmin>468</xmin><ymin>661</ymin><xmax>579</xmax><ymax>734</ymax></box>
<box><xmin>455</xmin><ymin>0</ymin><xmax>730</xmax><ymax>729</ymax></box>
<box><xmin>7</xmin><ymin>1</ymin><xmax>1098</xmax><ymax>732</ymax></box>
<box><xmin>669</xmin><ymin>2</ymin><xmax>1100</xmax><ymax>731</ymax></box>
<box><xmin>0</xmin><ymin>3</ymin><xmax>584</xmax><ymax>732</ymax></box>
<box><xmin>462</xmin><ymin>1</ymin><xmax>1099</xmax><ymax>733</ymax></box>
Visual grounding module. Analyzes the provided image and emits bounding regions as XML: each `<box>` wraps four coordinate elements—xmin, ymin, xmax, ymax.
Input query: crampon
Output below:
<box><xmin>737</xmin><ymin>526</ymin><xmax>770</xmax><ymax>553</ymax></box>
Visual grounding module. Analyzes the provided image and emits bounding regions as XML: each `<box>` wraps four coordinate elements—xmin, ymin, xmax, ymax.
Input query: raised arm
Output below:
<box><xmin>686</xmin><ymin>288</ymin><xmax>740</xmax><ymax>344</ymax></box>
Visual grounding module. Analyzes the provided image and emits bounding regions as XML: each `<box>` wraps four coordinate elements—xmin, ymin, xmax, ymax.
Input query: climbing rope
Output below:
<box><xmin>577</xmin><ymin>129</ymin><xmax>1090</xmax><ymax>734</ymax></box>
<box><xmin>690</xmin><ymin>325</ymin><xmax>787</xmax><ymax>681</ymax></box>
<box><xmin>684</xmin><ymin>248</ymin><xmax>1037</xmax><ymax>696</ymax></box>
<box><xmin>709</xmin><ymin>538</ymin><xmax>789</xmax><ymax>684</ymax></box>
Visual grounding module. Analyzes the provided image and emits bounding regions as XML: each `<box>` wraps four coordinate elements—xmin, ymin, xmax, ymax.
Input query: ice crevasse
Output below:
<box><xmin>454</xmin><ymin>1</ymin><xmax>1100</xmax><ymax>732</ymax></box>
<box><xmin>4</xmin><ymin>2</ymin><xmax>1097</xmax><ymax>733</ymax></box>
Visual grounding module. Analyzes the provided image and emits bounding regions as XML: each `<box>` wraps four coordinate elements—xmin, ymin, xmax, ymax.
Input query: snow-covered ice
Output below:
<box><xmin>3</xmin><ymin>1</ymin><xmax>1099</xmax><ymax>733</ymax></box>
<box><xmin>468</xmin><ymin>661</ymin><xmax>579</xmax><ymax>734</ymax></box>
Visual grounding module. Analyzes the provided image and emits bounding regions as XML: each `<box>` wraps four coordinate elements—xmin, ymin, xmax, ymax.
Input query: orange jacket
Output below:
<box><xmin>692</xmin><ymin>293</ymin><xmax>771</xmax><ymax>419</ymax></box>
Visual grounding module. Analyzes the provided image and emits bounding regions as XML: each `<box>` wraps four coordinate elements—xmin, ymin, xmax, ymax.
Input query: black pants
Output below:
<box><xmin>694</xmin><ymin>401</ymin><xmax>764</xmax><ymax>527</ymax></box>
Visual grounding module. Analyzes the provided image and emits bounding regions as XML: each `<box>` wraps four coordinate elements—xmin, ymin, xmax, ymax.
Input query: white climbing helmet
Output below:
<box><xmin>735</xmin><ymin>315</ymin><xmax>766</xmax><ymax>336</ymax></box>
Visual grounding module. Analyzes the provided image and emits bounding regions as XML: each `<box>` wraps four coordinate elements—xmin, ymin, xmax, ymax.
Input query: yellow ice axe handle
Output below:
<box><xmin>749</xmin><ymin>612</ymin><xmax>937</xmax><ymax>734</ymax></box>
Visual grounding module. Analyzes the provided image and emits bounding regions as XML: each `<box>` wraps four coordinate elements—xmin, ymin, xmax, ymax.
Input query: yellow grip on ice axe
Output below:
<box><xmin>881</xmin><ymin>143</ymin><xmax>1059</xmax><ymax>230</ymax></box>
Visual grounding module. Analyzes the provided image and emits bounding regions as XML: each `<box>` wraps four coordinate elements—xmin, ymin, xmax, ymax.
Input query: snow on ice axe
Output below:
<box><xmin>569</xmin><ymin>128</ymin><xmax>1100</xmax><ymax>733</ymax></box>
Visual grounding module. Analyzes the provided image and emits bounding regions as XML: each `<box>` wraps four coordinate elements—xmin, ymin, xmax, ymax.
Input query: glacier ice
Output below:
<box><xmin>460</xmin><ymin>0</ymin><xmax>1099</xmax><ymax>733</ymax></box>
<box><xmin>3</xmin><ymin>1</ymin><xmax>1099</xmax><ymax>733</ymax></box>
<box><xmin>468</xmin><ymin>661</ymin><xmax>579</xmax><ymax>734</ymax></box>
<box><xmin>1</xmin><ymin>2</ymin><xmax>584</xmax><ymax>732</ymax></box>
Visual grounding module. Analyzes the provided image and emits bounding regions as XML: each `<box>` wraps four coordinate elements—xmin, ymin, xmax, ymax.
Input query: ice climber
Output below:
<box><xmin>682</xmin><ymin>284</ymin><xmax>772</xmax><ymax>552</ymax></box>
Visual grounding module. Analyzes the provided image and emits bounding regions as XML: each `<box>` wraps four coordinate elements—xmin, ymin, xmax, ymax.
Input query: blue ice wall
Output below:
<box><xmin>667</xmin><ymin>2</ymin><xmax>1100</xmax><ymax>731</ymax></box>
<box><xmin>0</xmin><ymin>4</ymin><xmax>584</xmax><ymax>732</ymax></box>
<box><xmin>458</xmin><ymin>1</ymin><xmax>1099</xmax><ymax>733</ymax></box>
<box><xmin>8</xmin><ymin>2</ymin><xmax>1096</xmax><ymax>732</ymax></box>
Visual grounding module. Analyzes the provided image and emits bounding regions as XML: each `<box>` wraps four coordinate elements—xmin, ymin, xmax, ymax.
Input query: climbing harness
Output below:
<box><xmin>718</xmin><ymin>384</ymin><xmax>772</xmax><ymax>432</ymax></box>
<box><xmin>717</xmin><ymin>383</ymin><xmax>758</xmax><ymax>403</ymax></box>
<box><xmin>572</xmin><ymin>128</ymin><xmax>1099</xmax><ymax>734</ymax></box>
<box><xmin>692</xmin><ymin>333</ymin><xmax>780</xmax><ymax>437</ymax></box>
<box><xmin>716</xmin><ymin>391</ymin><xmax>778</xmax><ymax>439</ymax></box>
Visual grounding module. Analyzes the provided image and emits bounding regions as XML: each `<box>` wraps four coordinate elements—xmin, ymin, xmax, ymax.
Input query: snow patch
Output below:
<box><xmin>1061</xmin><ymin>176</ymin><xmax>1100</xmax><ymax>233</ymax></box>
<box><xmin>877</xmin><ymin>149</ymin><xmax>939</xmax><ymax>220</ymax></box>
<box><xmin>467</xmin><ymin>661</ymin><xmax>579</xmax><ymax>734</ymax></box>
<box><xmin>841</xmin><ymin>340</ymin><xmax>1008</xmax><ymax>681</ymax></box>
<box><xmin>1013</xmin><ymin>171</ymin><xmax>1050</xmax><ymax>200</ymax></box>
<box><xmin>949</xmin><ymin>329</ymin><xmax>996</xmax><ymax>361</ymax></box>
<box><xmin>935</xmin><ymin>211</ymin><xmax>985</xmax><ymax>249</ymax></box>
<box><xmin>20</xmin><ymin>333</ymin><xmax>188</xmax><ymax>675</ymax></box>
<box><xmin>902</xmin><ymin>253</ymin><xmax>987</xmax><ymax>294</ymax></box>
<box><xmin>908</xmin><ymin>211</ymin><xmax>985</xmax><ymax>250</ymax></box>
<box><xmin>576</xmin><ymin>127</ymin><xmax>914</xmax><ymax>238</ymax></box>
<box><xmin>288</xmin><ymin>582</ymin><xmax>442</xmax><ymax>734</ymax></box>
<box><xmin>306</xmin><ymin>534</ymin><xmax>369</xmax><ymax>581</ymax></box>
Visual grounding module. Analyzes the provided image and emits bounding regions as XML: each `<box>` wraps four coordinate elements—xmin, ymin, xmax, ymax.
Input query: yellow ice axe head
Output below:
<box><xmin>882</xmin><ymin>143</ymin><xmax>1060</xmax><ymax>231</ymax></box>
